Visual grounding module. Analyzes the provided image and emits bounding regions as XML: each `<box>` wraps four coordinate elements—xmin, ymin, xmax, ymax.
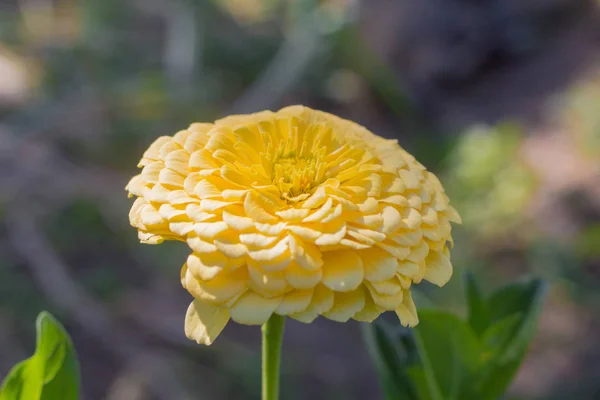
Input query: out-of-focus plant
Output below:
<box><xmin>364</xmin><ymin>273</ymin><xmax>547</xmax><ymax>400</ymax></box>
<box><xmin>0</xmin><ymin>312</ymin><xmax>80</xmax><ymax>400</ymax></box>
<box><xmin>562</xmin><ymin>75</ymin><xmax>600</xmax><ymax>160</ymax></box>
<box><xmin>445</xmin><ymin>124</ymin><xmax>537</xmax><ymax>239</ymax></box>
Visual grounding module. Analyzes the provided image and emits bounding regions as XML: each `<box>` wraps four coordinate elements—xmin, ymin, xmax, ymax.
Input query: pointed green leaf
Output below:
<box><xmin>464</xmin><ymin>272</ymin><xmax>491</xmax><ymax>337</ymax></box>
<box><xmin>361</xmin><ymin>321</ymin><xmax>419</xmax><ymax>400</ymax></box>
<box><xmin>0</xmin><ymin>312</ymin><xmax>80</xmax><ymax>400</ymax></box>
<box><xmin>411</xmin><ymin>310</ymin><xmax>483</xmax><ymax>400</ymax></box>
<box><xmin>474</xmin><ymin>279</ymin><xmax>548</xmax><ymax>399</ymax></box>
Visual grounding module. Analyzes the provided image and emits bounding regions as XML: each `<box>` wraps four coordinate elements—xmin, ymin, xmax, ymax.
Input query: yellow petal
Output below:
<box><xmin>247</xmin><ymin>238</ymin><xmax>289</xmax><ymax>262</ymax></box>
<box><xmin>323</xmin><ymin>288</ymin><xmax>365</xmax><ymax>322</ymax></box>
<box><xmin>285</xmin><ymin>262</ymin><xmax>323</xmax><ymax>289</ymax></box>
<box><xmin>380</xmin><ymin>206</ymin><xmax>402</xmax><ymax>234</ymax></box>
<box><xmin>185</xmin><ymin>267</ymin><xmax>247</xmax><ymax>304</ymax></box>
<box><xmin>368</xmin><ymin>283</ymin><xmax>404</xmax><ymax>309</ymax></box>
<box><xmin>229</xmin><ymin>291</ymin><xmax>282</xmax><ymax>325</ymax></box>
<box><xmin>321</xmin><ymin>250</ymin><xmax>364</xmax><ymax>292</ymax></box>
<box><xmin>184</xmin><ymin>300</ymin><xmax>229</xmax><ymax>345</ymax></box>
<box><xmin>407</xmin><ymin>241</ymin><xmax>429</xmax><ymax>263</ymax></box>
<box><xmin>289</xmin><ymin>235</ymin><xmax>323</xmax><ymax>270</ymax></box>
<box><xmin>423</xmin><ymin>251</ymin><xmax>453</xmax><ymax>287</ymax></box>
<box><xmin>276</xmin><ymin>289</ymin><xmax>313</xmax><ymax>315</ymax></box>
<box><xmin>353</xmin><ymin>291</ymin><xmax>382</xmax><ymax>323</ymax></box>
<box><xmin>395</xmin><ymin>290</ymin><xmax>419</xmax><ymax>327</ymax></box>
<box><xmin>248</xmin><ymin>262</ymin><xmax>288</xmax><ymax>296</ymax></box>
<box><xmin>223</xmin><ymin>210</ymin><xmax>255</xmax><ymax>231</ymax></box>
<box><xmin>187</xmin><ymin>253</ymin><xmax>227</xmax><ymax>281</ymax></box>
<box><xmin>193</xmin><ymin>221</ymin><xmax>229</xmax><ymax>239</ymax></box>
<box><xmin>358</xmin><ymin>247</ymin><xmax>398</xmax><ymax>283</ymax></box>
<box><xmin>244</xmin><ymin>191</ymin><xmax>278</xmax><ymax>223</ymax></box>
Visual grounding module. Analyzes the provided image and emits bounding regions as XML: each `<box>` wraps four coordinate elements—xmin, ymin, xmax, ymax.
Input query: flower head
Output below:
<box><xmin>126</xmin><ymin>106</ymin><xmax>460</xmax><ymax>345</ymax></box>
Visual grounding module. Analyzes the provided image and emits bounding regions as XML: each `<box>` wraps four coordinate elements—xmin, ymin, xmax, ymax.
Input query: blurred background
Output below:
<box><xmin>1</xmin><ymin>0</ymin><xmax>600</xmax><ymax>399</ymax></box>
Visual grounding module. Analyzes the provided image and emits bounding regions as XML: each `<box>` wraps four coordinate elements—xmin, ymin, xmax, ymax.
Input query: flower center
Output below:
<box><xmin>272</xmin><ymin>153</ymin><xmax>326</xmax><ymax>201</ymax></box>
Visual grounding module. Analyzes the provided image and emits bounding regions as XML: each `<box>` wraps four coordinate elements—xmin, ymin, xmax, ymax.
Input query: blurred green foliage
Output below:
<box><xmin>0</xmin><ymin>312</ymin><xmax>80</xmax><ymax>400</ymax></box>
<box><xmin>364</xmin><ymin>274</ymin><xmax>547</xmax><ymax>400</ymax></box>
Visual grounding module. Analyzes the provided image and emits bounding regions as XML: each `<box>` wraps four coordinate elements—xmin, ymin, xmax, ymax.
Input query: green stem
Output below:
<box><xmin>262</xmin><ymin>314</ymin><xmax>286</xmax><ymax>400</ymax></box>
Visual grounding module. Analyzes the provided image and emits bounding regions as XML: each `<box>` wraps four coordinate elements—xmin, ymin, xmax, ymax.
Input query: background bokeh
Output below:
<box><xmin>1</xmin><ymin>0</ymin><xmax>600</xmax><ymax>399</ymax></box>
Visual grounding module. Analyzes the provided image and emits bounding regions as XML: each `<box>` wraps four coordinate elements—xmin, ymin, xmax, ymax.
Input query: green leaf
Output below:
<box><xmin>0</xmin><ymin>312</ymin><xmax>80</xmax><ymax>400</ymax></box>
<box><xmin>464</xmin><ymin>272</ymin><xmax>491</xmax><ymax>337</ymax></box>
<box><xmin>474</xmin><ymin>279</ymin><xmax>548</xmax><ymax>400</ymax></box>
<box><xmin>488</xmin><ymin>279</ymin><xmax>547</xmax><ymax>362</ymax></box>
<box><xmin>410</xmin><ymin>310</ymin><xmax>483</xmax><ymax>400</ymax></box>
<box><xmin>361</xmin><ymin>321</ymin><xmax>419</xmax><ymax>400</ymax></box>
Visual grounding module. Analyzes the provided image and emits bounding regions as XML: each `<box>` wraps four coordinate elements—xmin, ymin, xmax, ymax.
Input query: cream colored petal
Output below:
<box><xmin>184</xmin><ymin>267</ymin><xmax>247</xmax><ymax>304</ymax></box>
<box><xmin>244</xmin><ymin>191</ymin><xmax>278</xmax><ymax>223</ymax></box>
<box><xmin>379</xmin><ymin>194</ymin><xmax>408</xmax><ymax>207</ymax></box>
<box><xmin>222</xmin><ymin>189</ymin><xmax>249</xmax><ymax>201</ymax></box>
<box><xmin>369</xmin><ymin>278</ymin><xmax>402</xmax><ymax>295</ymax></box>
<box><xmin>125</xmin><ymin>175</ymin><xmax>145</xmax><ymax>197</ymax></box>
<box><xmin>397</xmin><ymin>260</ymin><xmax>420</xmax><ymax>277</ymax></box>
<box><xmin>320</xmin><ymin>204</ymin><xmax>343</xmax><ymax>224</ymax></box>
<box><xmin>193</xmin><ymin>221</ymin><xmax>229</xmax><ymax>239</ymax></box>
<box><xmin>302</xmin><ymin>187</ymin><xmax>327</xmax><ymax>209</ymax></box>
<box><xmin>222</xmin><ymin>211</ymin><xmax>255</xmax><ymax>231</ymax></box>
<box><xmin>186</xmin><ymin>204</ymin><xmax>216</xmax><ymax>222</ymax></box>
<box><xmin>353</xmin><ymin>291</ymin><xmax>383</xmax><ymax>323</ymax></box>
<box><xmin>169</xmin><ymin>222</ymin><xmax>195</xmax><ymax>236</ymax></box>
<box><xmin>399</xmin><ymin>169</ymin><xmax>420</xmax><ymax>190</ymax></box>
<box><xmin>380</xmin><ymin>206</ymin><xmax>402</xmax><ymax>234</ymax></box>
<box><xmin>315</xmin><ymin>223</ymin><xmax>347</xmax><ymax>246</ymax></box>
<box><xmin>184</xmin><ymin>300</ymin><xmax>230</xmax><ymax>345</ymax></box>
<box><xmin>357</xmin><ymin>197</ymin><xmax>379</xmax><ymax>213</ymax></box>
<box><xmin>285</xmin><ymin>262</ymin><xmax>323</xmax><ymax>289</ymax></box>
<box><xmin>368</xmin><ymin>284</ymin><xmax>404</xmax><ymax>309</ymax></box>
<box><xmin>159</xmin><ymin>168</ymin><xmax>185</xmax><ymax>188</ymax></box>
<box><xmin>323</xmin><ymin>288</ymin><xmax>366</xmax><ymax>322</ymax></box>
<box><xmin>140</xmin><ymin>161</ymin><xmax>164</xmax><ymax>184</ymax></box>
<box><xmin>288</xmin><ymin>235</ymin><xmax>324</xmax><ymax>270</ymax></box>
<box><xmin>444</xmin><ymin>206</ymin><xmax>462</xmax><ymax>224</ymax></box>
<box><xmin>187</xmin><ymin>252</ymin><xmax>227</xmax><ymax>281</ymax></box>
<box><xmin>422</xmin><ymin>226</ymin><xmax>442</xmax><ymax>241</ymax></box>
<box><xmin>388</xmin><ymin>229</ymin><xmax>423</xmax><ymax>247</ymax></box>
<box><xmin>141</xmin><ymin>136</ymin><xmax>172</xmax><ymax>164</ymax></box>
<box><xmin>395</xmin><ymin>290</ymin><xmax>419</xmax><ymax>327</ymax></box>
<box><xmin>321</xmin><ymin>250</ymin><xmax>364</xmax><ymax>292</ymax></box>
<box><xmin>255</xmin><ymin>222</ymin><xmax>288</xmax><ymax>235</ymax></box>
<box><xmin>260</xmin><ymin>252</ymin><xmax>292</xmax><ymax>272</ymax></box>
<box><xmin>248</xmin><ymin>262</ymin><xmax>288</xmax><ymax>296</ymax></box>
<box><xmin>187</xmin><ymin>235</ymin><xmax>218</xmax><ymax>253</ymax></box>
<box><xmin>247</xmin><ymin>238</ymin><xmax>289</xmax><ymax>262</ymax></box>
<box><xmin>286</xmin><ymin>225</ymin><xmax>322</xmax><ymax>241</ymax></box>
<box><xmin>423</xmin><ymin>251</ymin><xmax>453</xmax><ymax>287</ymax></box>
<box><xmin>229</xmin><ymin>291</ymin><xmax>282</xmax><ymax>325</ymax></box>
<box><xmin>165</xmin><ymin>149</ymin><xmax>190</xmax><ymax>174</ymax></box>
<box><xmin>351</xmin><ymin>214</ymin><xmax>383</xmax><ymax>228</ymax></box>
<box><xmin>190</xmin><ymin>149</ymin><xmax>219</xmax><ymax>170</ymax></box>
<box><xmin>421</xmin><ymin>207</ymin><xmax>439</xmax><ymax>226</ymax></box>
<box><xmin>239</xmin><ymin>233</ymin><xmax>280</xmax><ymax>249</ymax></box>
<box><xmin>358</xmin><ymin>247</ymin><xmax>398</xmax><ymax>283</ymax></box>
<box><xmin>200</xmin><ymin>199</ymin><xmax>233</xmax><ymax>211</ymax></box>
<box><xmin>402</xmin><ymin>208</ymin><xmax>422</xmax><ymax>230</ymax></box>
<box><xmin>214</xmin><ymin>239</ymin><xmax>248</xmax><ymax>258</ymax></box>
<box><xmin>276</xmin><ymin>208</ymin><xmax>311</xmax><ymax>221</ymax></box>
<box><xmin>302</xmin><ymin>197</ymin><xmax>333</xmax><ymax>222</ymax></box>
<box><xmin>276</xmin><ymin>289</ymin><xmax>313</xmax><ymax>315</ymax></box>
<box><xmin>377</xmin><ymin>242</ymin><xmax>410</xmax><ymax>260</ymax></box>
<box><xmin>407</xmin><ymin>241</ymin><xmax>429</xmax><ymax>263</ymax></box>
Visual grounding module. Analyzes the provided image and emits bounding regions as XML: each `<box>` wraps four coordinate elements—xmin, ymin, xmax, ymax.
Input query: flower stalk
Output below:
<box><xmin>262</xmin><ymin>314</ymin><xmax>286</xmax><ymax>400</ymax></box>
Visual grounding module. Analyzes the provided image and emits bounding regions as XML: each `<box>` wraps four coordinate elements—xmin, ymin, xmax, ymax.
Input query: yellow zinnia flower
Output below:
<box><xmin>126</xmin><ymin>106</ymin><xmax>461</xmax><ymax>345</ymax></box>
